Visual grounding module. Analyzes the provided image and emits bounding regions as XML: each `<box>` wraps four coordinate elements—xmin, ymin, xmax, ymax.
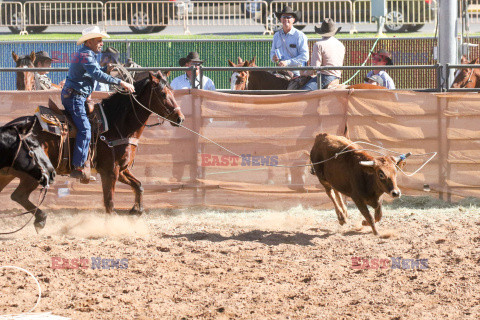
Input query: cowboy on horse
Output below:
<box><xmin>61</xmin><ymin>26</ymin><xmax>135</xmax><ymax>181</ymax></box>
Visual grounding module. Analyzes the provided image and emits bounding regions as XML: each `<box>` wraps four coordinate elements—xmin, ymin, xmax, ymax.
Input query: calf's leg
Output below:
<box><xmin>353</xmin><ymin>198</ymin><xmax>378</xmax><ymax>235</ymax></box>
<box><xmin>334</xmin><ymin>190</ymin><xmax>348</xmax><ymax>218</ymax></box>
<box><xmin>322</xmin><ymin>184</ymin><xmax>347</xmax><ymax>225</ymax></box>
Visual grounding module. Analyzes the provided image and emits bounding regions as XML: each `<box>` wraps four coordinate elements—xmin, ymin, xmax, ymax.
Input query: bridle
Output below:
<box><xmin>129</xmin><ymin>78</ymin><xmax>181</xmax><ymax>128</ymax></box>
<box><xmin>8</xmin><ymin>117</ymin><xmax>45</xmax><ymax>180</ymax></box>
<box><xmin>17</xmin><ymin>61</ymin><xmax>35</xmax><ymax>91</ymax></box>
<box><xmin>232</xmin><ymin>71</ymin><xmax>249</xmax><ymax>90</ymax></box>
<box><xmin>458</xmin><ymin>67</ymin><xmax>475</xmax><ymax>88</ymax></box>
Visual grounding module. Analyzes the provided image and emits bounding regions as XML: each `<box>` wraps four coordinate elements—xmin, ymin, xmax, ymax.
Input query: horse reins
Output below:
<box><xmin>0</xmin><ymin>187</ymin><xmax>48</xmax><ymax>235</ymax></box>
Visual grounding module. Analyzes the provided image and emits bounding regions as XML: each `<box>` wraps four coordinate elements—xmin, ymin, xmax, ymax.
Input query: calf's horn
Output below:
<box><xmin>359</xmin><ymin>160</ymin><xmax>375</xmax><ymax>167</ymax></box>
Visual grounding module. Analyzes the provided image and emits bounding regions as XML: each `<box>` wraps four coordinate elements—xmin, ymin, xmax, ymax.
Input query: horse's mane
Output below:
<box><xmin>101</xmin><ymin>77</ymin><xmax>151</xmax><ymax>125</ymax></box>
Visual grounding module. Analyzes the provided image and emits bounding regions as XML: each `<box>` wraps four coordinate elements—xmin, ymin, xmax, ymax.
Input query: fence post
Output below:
<box><xmin>183</xmin><ymin>1</ymin><xmax>191</xmax><ymax>35</ymax></box>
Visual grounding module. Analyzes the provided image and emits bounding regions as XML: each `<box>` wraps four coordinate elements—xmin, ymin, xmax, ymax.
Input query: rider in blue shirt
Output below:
<box><xmin>62</xmin><ymin>26</ymin><xmax>135</xmax><ymax>181</ymax></box>
<box><xmin>270</xmin><ymin>6</ymin><xmax>309</xmax><ymax>77</ymax></box>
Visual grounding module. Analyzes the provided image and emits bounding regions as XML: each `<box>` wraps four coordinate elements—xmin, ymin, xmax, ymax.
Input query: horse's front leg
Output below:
<box><xmin>118</xmin><ymin>169</ymin><xmax>144</xmax><ymax>215</ymax></box>
<box><xmin>9</xmin><ymin>174</ymin><xmax>46</xmax><ymax>233</ymax></box>
<box><xmin>99</xmin><ymin>168</ymin><xmax>120</xmax><ymax>214</ymax></box>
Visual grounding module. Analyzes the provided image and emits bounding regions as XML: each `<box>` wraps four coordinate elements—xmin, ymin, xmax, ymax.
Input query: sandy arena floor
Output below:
<box><xmin>1</xmin><ymin>204</ymin><xmax>479</xmax><ymax>319</ymax></box>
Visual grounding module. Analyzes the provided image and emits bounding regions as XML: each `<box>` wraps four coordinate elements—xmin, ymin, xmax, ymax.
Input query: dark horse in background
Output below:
<box><xmin>1</xmin><ymin>72</ymin><xmax>184</xmax><ymax>232</ymax></box>
<box><xmin>451</xmin><ymin>55</ymin><xmax>480</xmax><ymax>89</ymax></box>
<box><xmin>0</xmin><ymin>119</ymin><xmax>55</xmax><ymax>188</ymax></box>
<box><xmin>12</xmin><ymin>51</ymin><xmax>36</xmax><ymax>91</ymax></box>
<box><xmin>229</xmin><ymin>57</ymin><xmax>387</xmax><ymax>90</ymax></box>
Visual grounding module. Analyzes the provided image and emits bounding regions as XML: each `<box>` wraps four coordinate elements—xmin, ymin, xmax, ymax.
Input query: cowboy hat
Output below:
<box><xmin>365</xmin><ymin>74</ymin><xmax>385</xmax><ymax>87</ymax></box>
<box><xmin>34</xmin><ymin>51</ymin><xmax>59</xmax><ymax>63</ymax></box>
<box><xmin>77</xmin><ymin>26</ymin><xmax>110</xmax><ymax>46</ymax></box>
<box><xmin>314</xmin><ymin>18</ymin><xmax>341</xmax><ymax>37</ymax></box>
<box><xmin>372</xmin><ymin>49</ymin><xmax>393</xmax><ymax>65</ymax></box>
<box><xmin>179</xmin><ymin>51</ymin><xmax>204</xmax><ymax>67</ymax></box>
<box><xmin>274</xmin><ymin>6</ymin><xmax>301</xmax><ymax>23</ymax></box>
<box><xmin>101</xmin><ymin>46</ymin><xmax>120</xmax><ymax>64</ymax></box>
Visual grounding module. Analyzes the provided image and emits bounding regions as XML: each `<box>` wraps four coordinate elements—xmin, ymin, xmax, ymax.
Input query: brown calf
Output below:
<box><xmin>310</xmin><ymin>133</ymin><xmax>407</xmax><ymax>235</ymax></box>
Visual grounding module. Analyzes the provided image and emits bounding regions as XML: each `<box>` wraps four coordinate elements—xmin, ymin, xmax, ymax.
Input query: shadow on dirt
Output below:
<box><xmin>163</xmin><ymin>229</ymin><xmax>335</xmax><ymax>246</ymax></box>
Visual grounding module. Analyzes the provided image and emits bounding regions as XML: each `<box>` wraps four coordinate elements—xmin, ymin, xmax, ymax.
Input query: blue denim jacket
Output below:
<box><xmin>64</xmin><ymin>45</ymin><xmax>121</xmax><ymax>96</ymax></box>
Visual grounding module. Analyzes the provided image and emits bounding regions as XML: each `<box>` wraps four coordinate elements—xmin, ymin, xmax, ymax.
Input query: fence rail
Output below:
<box><xmin>0</xmin><ymin>0</ymin><xmax>444</xmax><ymax>35</ymax></box>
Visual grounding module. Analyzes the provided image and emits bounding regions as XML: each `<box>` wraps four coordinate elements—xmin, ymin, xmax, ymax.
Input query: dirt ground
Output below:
<box><xmin>1</xmin><ymin>203</ymin><xmax>479</xmax><ymax>320</ymax></box>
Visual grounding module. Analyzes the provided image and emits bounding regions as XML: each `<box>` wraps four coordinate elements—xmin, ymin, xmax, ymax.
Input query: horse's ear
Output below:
<box><xmin>228</xmin><ymin>60</ymin><xmax>235</xmax><ymax>67</ymax></box>
<box><xmin>461</xmin><ymin>55</ymin><xmax>469</xmax><ymax>64</ymax></box>
<box><xmin>12</xmin><ymin>51</ymin><xmax>19</xmax><ymax>62</ymax></box>
<box><xmin>237</xmin><ymin>57</ymin><xmax>243</xmax><ymax>64</ymax></box>
<box><xmin>251</xmin><ymin>57</ymin><xmax>256</xmax><ymax>65</ymax></box>
<box><xmin>149</xmin><ymin>71</ymin><xmax>159</xmax><ymax>84</ymax></box>
<box><xmin>164</xmin><ymin>70</ymin><xmax>171</xmax><ymax>78</ymax></box>
<box><xmin>30</xmin><ymin>51</ymin><xmax>36</xmax><ymax>63</ymax></box>
<box><xmin>473</xmin><ymin>58</ymin><xmax>480</xmax><ymax>65</ymax></box>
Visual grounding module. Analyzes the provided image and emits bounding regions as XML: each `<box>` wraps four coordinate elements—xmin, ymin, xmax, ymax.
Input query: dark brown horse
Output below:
<box><xmin>451</xmin><ymin>55</ymin><xmax>480</xmax><ymax>89</ymax></box>
<box><xmin>12</xmin><ymin>51</ymin><xmax>36</xmax><ymax>91</ymax></box>
<box><xmin>1</xmin><ymin>72</ymin><xmax>184</xmax><ymax>232</ymax></box>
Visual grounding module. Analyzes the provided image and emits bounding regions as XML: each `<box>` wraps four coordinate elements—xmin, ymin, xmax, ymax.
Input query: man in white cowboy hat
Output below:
<box><xmin>303</xmin><ymin>18</ymin><xmax>345</xmax><ymax>90</ymax></box>
<box><xmin>270</xmin><ymin>6</ymin><xmax>308</xmax><ymax>77</ymax></box>
<box><xmin>62</xmin><ymin>26</ymin><xmax>135</xmax><ymax>181</ymax></box>
<box><xmin>170</xmin><ymin>51</ymin><xmax>216</xmax><ymax>90</ymax></box>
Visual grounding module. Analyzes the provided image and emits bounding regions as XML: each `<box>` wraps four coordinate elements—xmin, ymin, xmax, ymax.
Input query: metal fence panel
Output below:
<box><xmin>269</xmin><ymin>0</ymin><xmax>352</xmax><ymax>28</ymax></box>
<box><xmin>353</xmin><ymin>0</ymin><xmax>436</xmax><ymax>27</ymax></box>
<box><xmin>104</xmin><ymin>0</ymin><xmax>185</xmax><ymax>29</ymax></box>
<box><xmin>185</xmin><ymin>1</ymin><xmax>269</xmax><ymax>30</ymax></box>
<box><xmin>467</xmin><ymin>0</ymin><xmax>480</xmax><ymax>24</ymax></box>
<box><xmin>0</xmin><ymin>2</ymin><xmax>23</xmax><ymax>28</ymax></box>
<box><xmin>24</xmin><ymin>1</ymin><xmax>104</xmax><ymax>27</ymax></box>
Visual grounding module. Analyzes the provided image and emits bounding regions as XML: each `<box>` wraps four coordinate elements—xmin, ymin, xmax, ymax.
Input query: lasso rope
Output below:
<box><xmin>341</xmin><ymin>37</ymin><xmax>381</xmax><ymax>85</ymax></box>
<box><xmin>0</xmin><ymin>266</ymin><xmax>72</xmax><ymax>320</ymax></box>
<box><xmin>109</xmin><ymin>64</ymin><xmax>436</xmax><ymax>176</ymax></box>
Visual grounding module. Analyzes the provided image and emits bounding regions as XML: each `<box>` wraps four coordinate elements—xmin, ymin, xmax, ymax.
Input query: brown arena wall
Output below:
<box><xmin>0</xmin><ymin>89</ymin><xmax>479</xmax><ymax>211</ymax></box>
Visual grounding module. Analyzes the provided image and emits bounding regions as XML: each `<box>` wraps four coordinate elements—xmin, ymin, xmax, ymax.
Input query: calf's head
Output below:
<box><xmin>360</xmin><ymin>156</ymin><xmax>407</xmax><ymax>198</ymax></box>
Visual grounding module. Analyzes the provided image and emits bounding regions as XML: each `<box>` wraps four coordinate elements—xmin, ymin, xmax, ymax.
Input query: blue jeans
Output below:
<box><xmin>61</xmin><ymin>88</ymin><xmax>91</xmax><ymax>168</ymax></box>
<box><xmin>302</xmin><ymin>74</ymin><xmax>340</xmax><ymax>90</ymax></box>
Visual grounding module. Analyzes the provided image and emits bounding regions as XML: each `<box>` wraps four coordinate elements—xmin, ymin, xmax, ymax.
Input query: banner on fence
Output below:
<box><xmin>0</xmin><ymin>89</ymin><xmax>478</xmax><ymax>211</ymax></box>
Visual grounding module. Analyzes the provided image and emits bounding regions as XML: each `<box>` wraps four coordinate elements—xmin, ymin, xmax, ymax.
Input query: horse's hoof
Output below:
<box><xmin>338</xmin><ymin>218</ymin><xmax>346</xmax><ymax>226</ymax></box>
<box><xmin>34</xmin><ymin>215</ymin><xmax>47</xmax><ymax>233</ymax></box>
<box><xmin>362</xmin><ymin>220</ymin><xmax>369</xmax><ymax>226</ymax></box>
<box><xmin>129</xmin><ymin>209</ymin><xmax>144</xmax><ymax>216</ymax></box>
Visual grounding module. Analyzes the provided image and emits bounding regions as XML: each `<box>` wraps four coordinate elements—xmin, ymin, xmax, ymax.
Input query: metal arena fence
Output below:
<box><xmin>0</xmin><ymin>36</ymin><xmax>450</xmax><ymax>91</ymax></box>
<box><xmin>0</xmin><ymin>0</ymin><xmax>443</xmax><ymax>34</ymax></box>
